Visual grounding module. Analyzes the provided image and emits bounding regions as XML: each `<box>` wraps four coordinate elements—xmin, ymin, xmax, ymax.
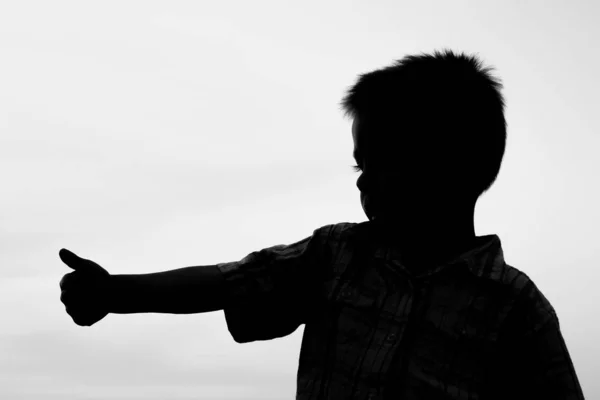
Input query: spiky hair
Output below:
<box><xmin>340</xmin><ymin>48</ymin><xmax>507</xmax><ymax>199</ymax></box>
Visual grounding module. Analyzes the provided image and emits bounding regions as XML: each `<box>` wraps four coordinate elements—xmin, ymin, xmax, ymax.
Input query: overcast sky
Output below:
<box><xmin>1</xmin><ymin>1</ymin><xmax>598</xmax><ymax>399</ymax></box>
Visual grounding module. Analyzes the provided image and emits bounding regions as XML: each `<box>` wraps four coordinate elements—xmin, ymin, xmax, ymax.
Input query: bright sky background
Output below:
<box><xmin>1</xmin><ymin>1</ymin><xmax>598</xmax><ymax>399</ymax></box>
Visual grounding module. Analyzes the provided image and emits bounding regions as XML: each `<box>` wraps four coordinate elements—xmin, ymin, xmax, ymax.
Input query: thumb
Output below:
<box><xmin>59</xmin><ymin>248</ymin><xmax>84</xmax><ymax>271</ymax></box>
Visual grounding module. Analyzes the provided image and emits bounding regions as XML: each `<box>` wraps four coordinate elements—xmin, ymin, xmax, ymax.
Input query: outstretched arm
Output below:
<box><xmin>108</xmin><ymin>265</ymin><xmax>227</xmax><ymax>314</ymax></box>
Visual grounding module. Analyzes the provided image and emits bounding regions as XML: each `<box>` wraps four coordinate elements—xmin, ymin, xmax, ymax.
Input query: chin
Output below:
<box><xmin>364</xmin><ymin>208</ymin><xmax>379</xmax><ymax>222</ymax></box>
<box><xmin>363</xmin><ymin>206</ymin><xmax>380</xmax><ymax>223</ymax></box>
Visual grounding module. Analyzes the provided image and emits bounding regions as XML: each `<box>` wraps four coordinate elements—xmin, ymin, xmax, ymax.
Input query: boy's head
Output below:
<box><xmin>340</xmin><ymin>49</ymin><xmax>507</xmax><ymax>223</ymax></box>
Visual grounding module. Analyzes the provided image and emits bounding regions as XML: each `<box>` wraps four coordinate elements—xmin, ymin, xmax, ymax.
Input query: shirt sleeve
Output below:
<box><xmin>216</xmin><ymin>224</ymin><xmax>334</xmax><ymax>344</ymax></box>
<box><xmin>497</xmin><ymin>281</ymin><xmax>586</xmax><ymax>399</ymax></box>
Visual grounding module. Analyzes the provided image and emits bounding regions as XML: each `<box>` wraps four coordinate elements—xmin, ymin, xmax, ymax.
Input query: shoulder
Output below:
<box><xmin>310</xmin><ymin>221</ymin><xmax>373</xmax><ymax>275</ymax></box>
<box><xmin>314</xmin><ymin>220</ymin><xmax>367</xmax><ymax>250</ymax></box>
<box><xmin>498</xmin><ymin>264</ymin><xmax>557</xmax><ymax>339</ymax></box>
<box><xmin>317</xmin><ymin>221</ymin><xmax>364</xmax><ymax>237</ymax></box>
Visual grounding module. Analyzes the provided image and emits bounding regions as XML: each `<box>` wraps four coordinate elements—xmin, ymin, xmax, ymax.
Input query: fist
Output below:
<box><xmin>59</xmin><ymin>249</ymin><xmax>111</xmax><ymax>327</ymax></box>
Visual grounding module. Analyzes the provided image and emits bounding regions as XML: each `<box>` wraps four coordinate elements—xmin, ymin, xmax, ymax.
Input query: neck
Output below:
<box><xmin>371</xmin><ymin>202</ymin><xmax>477</xmax><ymax>269</ymax></box>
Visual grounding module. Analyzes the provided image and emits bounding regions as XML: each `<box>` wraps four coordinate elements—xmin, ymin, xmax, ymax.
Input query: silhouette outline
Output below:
<box><xmin>59</xmin><ymin>49</ymin><xmax>585</xmax><ymax>399</ymax></box>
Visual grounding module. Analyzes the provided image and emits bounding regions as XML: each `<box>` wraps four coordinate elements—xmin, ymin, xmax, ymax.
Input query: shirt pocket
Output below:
<box><xmin>330</xmin><ymin>285</ymin><xmax>378</xmax><ymax>346</ymax></box>
<box><xmin>412</xmin><ymin>304</ymin><xmax>500</xmax><ymax>399</ymax></box>
<box><xmin>450</xmin><ymin>324</ymin><xmax>499</xmax><ymax>390</ymax></box>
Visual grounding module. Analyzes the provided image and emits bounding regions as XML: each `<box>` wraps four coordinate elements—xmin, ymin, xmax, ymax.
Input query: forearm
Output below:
<box><xmin>108</xmin><ymin>264</ymin><xmax>228</xmax><ymax>314</ymax></box>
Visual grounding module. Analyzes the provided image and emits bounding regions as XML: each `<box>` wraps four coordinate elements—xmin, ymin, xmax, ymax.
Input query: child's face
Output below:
<box><xmin>351</xmin><ymin>115</ymin><xmax>432</xmax><ymax>223</ymax></box>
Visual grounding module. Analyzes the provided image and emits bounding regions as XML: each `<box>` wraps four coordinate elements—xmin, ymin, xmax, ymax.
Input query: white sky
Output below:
<box><xmin>1</xmin><ymin>1</ymin><xmax>598</xmax><ymax>399</ymax></box>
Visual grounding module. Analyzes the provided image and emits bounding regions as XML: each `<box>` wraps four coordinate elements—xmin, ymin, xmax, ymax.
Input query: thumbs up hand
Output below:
<box><xmin>59</xmin><ymin>249</ymin><xmax>112</xmax><ymax>327</ymax></box>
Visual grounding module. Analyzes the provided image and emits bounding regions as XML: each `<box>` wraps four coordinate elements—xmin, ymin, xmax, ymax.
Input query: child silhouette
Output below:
<box><xmin>59</xmin><ymin>49</ymin><xmax>584</xmax><ymax>399</ymax></box>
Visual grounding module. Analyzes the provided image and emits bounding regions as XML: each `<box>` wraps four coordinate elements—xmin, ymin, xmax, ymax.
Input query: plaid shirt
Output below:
<box><xmin>217</xmin><ymin>221</ymin><xmax>584</xmax><ymax>399</ymax></box>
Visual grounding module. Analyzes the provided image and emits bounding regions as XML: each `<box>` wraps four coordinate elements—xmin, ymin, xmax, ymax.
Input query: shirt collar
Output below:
<box><xmin>352</xmin><ymin>221</ymin><xmax>506</xmax><ymax>281</ymax></box>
